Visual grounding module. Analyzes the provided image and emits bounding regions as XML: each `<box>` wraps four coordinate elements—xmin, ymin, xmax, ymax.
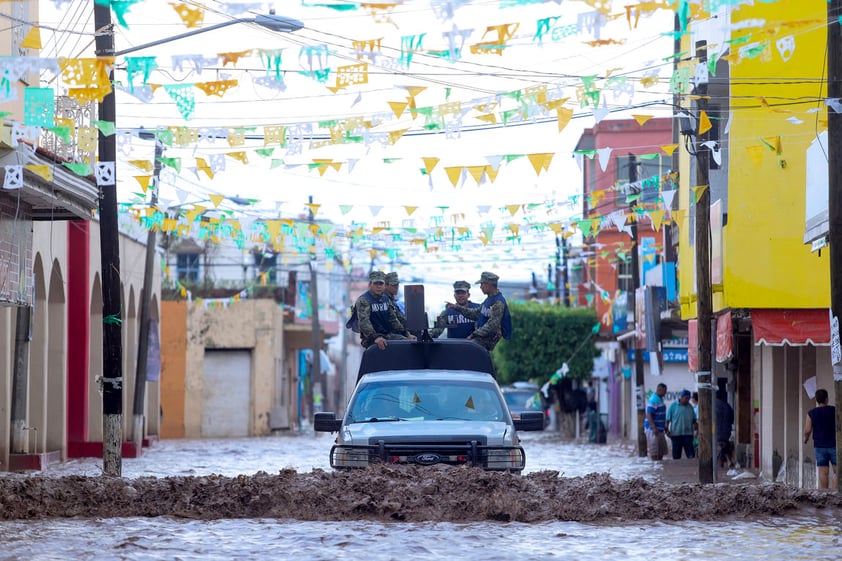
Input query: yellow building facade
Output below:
<box><xmin>678</xmin><ymin>2</ymin><xmax>834</xmax><ymax>487</ymax></box>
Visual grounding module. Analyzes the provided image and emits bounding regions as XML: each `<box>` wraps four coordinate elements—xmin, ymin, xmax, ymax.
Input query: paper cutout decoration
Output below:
<box><xmin>170</xmin><ymin>1</ymin><xmax>204</xmax><ymax>28</ymax></box>
<box><xmin>691</xmin><ymin>184</ymin><xmax>708</xmax><ymax>203</ymax></box>
<box><xmin>557</xmin><ymin>107</ymin><xmax>573</xmax><ymax>132</ymax></box>
<box><xmin>698</xmin><ymin>110</ymin><xmax>712</xmax><ymax>135</ymax></box>
<box><xmin>63</xmin><ymin>162</ymin><xmax>93</xmax><ymax>177</ymax></box>
<box><xmin>661</xmin><ymin>144</ymin><xmax>679</xmax><ymax>156</ymax></box>
<box><xmin>95</xmin><ymin>162</ymin><xmax>115</xmax><ymax>186</ymax></box>
<box><xmin>422</xmin><ymin>157</ymin><xmax>439</xmax><ymax>174</ymax></box>
<box><xmin>20</xmin><ymin>27</ymin><xmax>42</xmax><ymax>50</ymax></box>
<box><xmin>59</xmin><ymin>57</ymin><xmax>113</xmax><ymax>104</ymax></box>
<box><xmin>26</xmin><ymin>164</ymin><xmax>53</xmax><ymax>182</ymax></box>
<box><xmin>164</xmin><ymin>84</ymin><xmax>195</xmax><ymax>120</ymax></box>
<box><xmin>23</xmin><ymin>87</ymin><xmax>54</xmax><ymax>127</ymax></box>
<box><xmin>135</xmin><ymin>175</ymin><xmax>152</xmax><ymax>192</ymax></box>
<box><xmin>3</xmin><ymin>165</ymin><xmax>22</xmax><ymax>189</ymax></box>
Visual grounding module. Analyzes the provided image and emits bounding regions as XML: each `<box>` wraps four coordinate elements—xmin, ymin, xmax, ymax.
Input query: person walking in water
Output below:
<box><xmin>804</xmin><ymin>388</ymin><xmax>837</xmax><ymax>489</ymax></box>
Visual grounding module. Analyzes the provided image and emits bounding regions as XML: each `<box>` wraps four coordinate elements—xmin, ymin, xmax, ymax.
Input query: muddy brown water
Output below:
<box><xmin>1</xmin><ymin>432</ymin><xmax>841</xmax><ymax>559</ymax></box>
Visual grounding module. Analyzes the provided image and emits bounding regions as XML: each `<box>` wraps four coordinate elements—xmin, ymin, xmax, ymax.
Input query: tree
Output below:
<box><xmin>493</xmin><ymin>301</ymin><xmax>600</xmax><ymax>386</ymax></box>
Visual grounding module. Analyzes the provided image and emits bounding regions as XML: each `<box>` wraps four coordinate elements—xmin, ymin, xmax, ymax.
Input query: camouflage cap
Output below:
<box><xmin>475</xmin><ymin>271</ymin><xmax>499</xmax><ymax>284</ymax></box>
<box><xmin>385</xmin><ymin>272</ymin><xmax>399</xmax><ymax>285</ymax></box>
<box><xmin>369</xmin><ymin>270</ymin><xmax>386</xmax><ymax>283</ymax></box>
<box><xmin>453</xmin><ymin>280</ymin><xmax>471</xmax><ymax>291</ymax></box>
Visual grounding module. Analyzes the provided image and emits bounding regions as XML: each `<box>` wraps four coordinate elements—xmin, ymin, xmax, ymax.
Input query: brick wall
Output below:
<box><xmin>0</xmin><ymin>195</ymin><xmax>33</xmax><ymax>305</ymax></box>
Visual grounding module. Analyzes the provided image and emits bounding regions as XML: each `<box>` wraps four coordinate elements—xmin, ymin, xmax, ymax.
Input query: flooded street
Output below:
<box><xmin>2</xmin><ymin>431</ymin><xmax>841</xmax><ymax>560</ymax></box>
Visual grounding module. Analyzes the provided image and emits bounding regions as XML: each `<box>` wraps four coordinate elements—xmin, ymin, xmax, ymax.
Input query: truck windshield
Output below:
<box><xmin>347</xmin><ymin>379</ymin><xmax>505</xmax><ymax>422</ymax></box>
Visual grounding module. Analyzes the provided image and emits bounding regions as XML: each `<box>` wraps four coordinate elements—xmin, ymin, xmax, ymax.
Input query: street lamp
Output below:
<box><xmin>92</xmin><ymin>6</ymin><xmax>303</xmax><ymax>476</ymax></box>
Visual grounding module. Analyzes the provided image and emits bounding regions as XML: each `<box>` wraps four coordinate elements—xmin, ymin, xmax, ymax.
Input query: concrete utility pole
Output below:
<box><xmin>308</xmin><ymin>195</ymin><xmax>323</xmax><ymax>420</ymax></box>
<box><xmin>132</xmin><ymin>135</ymin><xmax>163</xmax><ymax>452</ymax></box>
<box><xmin>694</xmin><ymin>40</ymin><xmax>714</xmax><ymax>485</ymax></box>
<box><xmin>826</xmin><ymin>0</ymin><xmax>842</xmax><ymax>492</ymax></box>
<box><xmin>628</xmin><ymin>154</ymin><xmax>647</xmax><ymax>457</ymax></box>
<box><xmin>10</xmin><ymin>305</ymin><xmax>31</xmax><ymax>453</ymax></box>
<box><xmin>94</xmin><ymin>4</ymin><xmax>123</xmax><ymax>477</ymax></box>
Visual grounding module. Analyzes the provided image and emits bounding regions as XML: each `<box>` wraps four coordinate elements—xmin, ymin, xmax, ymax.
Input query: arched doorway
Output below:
<box><xmin>46</xmin><ymin>260</ymin><xmax>67</xmax><ymax>457</ymax></box>
<box><xmin>28</xmin><ymin>255</ymin><xmax>47</xmax><ymax>454</ymax></box>
<box><xmin>88</xmin><ymin>274</ymin><xmax>103</xmax><ymax>441</ymax></box>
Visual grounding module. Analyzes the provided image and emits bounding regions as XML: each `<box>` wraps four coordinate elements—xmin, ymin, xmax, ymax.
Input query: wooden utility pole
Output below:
<box><xmin>826</xmin><ymin>0</ymin><xmax>842</xmax><ymax>492</ymax></box>
<box><xmin>94</xmin><ymin>3</ymin><xmax>123</xmax><ymax>477</ymax></box>
<box><xmin>694</xmin><ymin>40</ymin><xmax>714</xmax><ymax>484</ymax></box>
<box><xmin>628</xmin><ymin>154</ymin><xmax>647</xmax><ymax>457</ymax></box>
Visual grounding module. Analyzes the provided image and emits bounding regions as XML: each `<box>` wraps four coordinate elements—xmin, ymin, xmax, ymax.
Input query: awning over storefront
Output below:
<box><xmin>751</xmin><ymin>309</ymin><xmax>830</xmax><ymax>346</ymax></box>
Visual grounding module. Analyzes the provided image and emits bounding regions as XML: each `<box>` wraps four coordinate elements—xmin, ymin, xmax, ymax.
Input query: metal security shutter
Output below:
<box><xmin>202</xmin><ymin>350</ymin><xmax>251</xmax><ymax>437</ymax></box>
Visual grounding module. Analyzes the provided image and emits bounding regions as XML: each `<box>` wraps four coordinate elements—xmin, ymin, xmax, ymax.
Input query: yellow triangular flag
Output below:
<box><xmin>527</xmin><ymin>153</ymin><xmax>553</xmax><ymax>175</ymax></box>
<box><xmin>509</xmin><ymin>224</ymin><xmax>520</xmax><ymax>237</ymax></box>
<box><xmin>388</xmin><ymin>128</ymin><xmax>409</xmax><ymax>144</ymax></box>
<box><xmin>21</xmin><ymin>27</ymin><xmax>42</xmax><ymax>50</ymax></box>
<box><xmin>506</xmin><ymin>204</ymin><xmax>520</xmax><ymax>217</ymax></box>
<box><xmin>698</xmin><ymin>110</ymin><xmax>712</xmax><ymax>135</ymax></box>
<box><xmin>129</xmin><ymin>160</ymin><xmax>153</xmax><ymax>173</ymax></box>
<box><xmin>661</xmin><ymin>144</ymin><xmax>679</xmax><ymax>156</ymax></box>
<box><xmin>195</xmin><ymin>157</ymin><xmax>214</xmax><ymax>179</ymax></box>
<box><xmin>422</xmin><ymin>157</ymin><xmax>439</xmax><ymax>174</ymax></box>
<box><xmin>691</xmin><ymin>184</ymin><xmax>708</xmax><ymax>203</ymax></box>
<box><xmin>404</xmin><ymin>206</ymin><xmax>417</xmax><ymax>216</ymax></box>
<box><xmin>444</xmin><ymin>166</ymin><xmax>463</xmax><ymax>187</ymax></box>
<box><xmin>557</xmin><ymin>107</ymin><xmax>573</xmax><ymax>132</ymax></box>
<box><xmin>476</xmin><ymin>113</ymin><xmax>497</xmax><ymax>125</ymax></box>
<box><xmin>305</xmin><ymin>203</ymin><xmax>321</xmax><ymax>216</ymax></box>
<box><xmin>226</xmin><ymin>151</ymin><xmax>248</xmax><ymax>164</ymax></box>
<box><xmin>404</xmin><ymin>86</ymin><xmax>426</xmax><ymax>98</ymax></box>
<box><xmin>632</xmin><ymin>114</ymin><xmax>653</xmax><ymax>126</ymax></box>
<box><xmin>467</xmin><ymin>165</ymin><xmax>486</xmax><ymax>184</ymax></box>
<box><xmin>209</xmin><ymin>194</ymin><xmax>225</xmax><ymax>208</ymax></box>
<box><xmin>485</xmin><ymin>165</ymin><xmax>499</xmax><ymax>183</ymax></box>
<box><xmin>671</xmin><ymin>208</ymin><xmax>686</xmax><ymax>226</ymax></box>
<box><xmin>465</xmin><ymin>396</ymin><xmax>475</xmax><ymax>410</ymax></box>
<box><xmin>185</xmin><ymin>206</ymin><xmax>206</xmax><ymax>222</ymax></box>
<box><xmin>25</xmin><ymin>164</ymin><xmax>52</xmax><ymax>181</ymax></box>
<box><xmin>134</xmin><ymin>175</ymin><xmax>152</xmax><ymax>192</ymax></box>
<box><xmin>388</xmin><ymin>101</ymin><xmax>408</xmax><ymax>119</ymax></box>
<box><xmin>745</xmin><ymin>145</ymin><xmax>764</xmax><ymax>167</ymax></box>
<box><xmin>648</xmin><ymin>209</ymin><xmax>666</xmax><ymax>231</ymax></box>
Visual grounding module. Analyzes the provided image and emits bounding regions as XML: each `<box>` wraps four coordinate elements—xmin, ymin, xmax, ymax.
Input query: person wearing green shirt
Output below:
<box><xmin>665</xmin><ymin>389</ymin><xmax>697</xmax><ymax>459</ymax></box>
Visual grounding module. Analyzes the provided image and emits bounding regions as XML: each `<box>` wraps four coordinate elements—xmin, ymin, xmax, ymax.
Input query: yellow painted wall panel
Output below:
<box><xmin>681</xmin><ymin>2</ymin><xmax>830</xmax><ymax>318</ymax></box>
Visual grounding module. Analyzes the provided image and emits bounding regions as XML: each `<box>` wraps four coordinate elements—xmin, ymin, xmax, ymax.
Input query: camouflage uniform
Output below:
<box><xmin>385</xmin><ymin>272</ymin><xmax>407</xmax><ymax>329</ymax></box>
<box><xmin>430</xmin><ymin>280</ymin><xmax>480</xmax><ymax>339</ymax></box>
<box><xmin>450</xmin><ymin>272</ymin><xmax>509</xmax><ymax>351</ymax></box>
<box><xmin>356</xmin><ymin>271</ymin><xmax>409</xmax><ymax>348</ymax></box>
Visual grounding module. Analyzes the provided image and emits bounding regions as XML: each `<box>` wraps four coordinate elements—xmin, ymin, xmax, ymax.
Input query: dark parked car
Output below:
<box><xmin>501</xmin><ymin>382</ymin><xmax>550</xmax><ymax>429</ymax></box>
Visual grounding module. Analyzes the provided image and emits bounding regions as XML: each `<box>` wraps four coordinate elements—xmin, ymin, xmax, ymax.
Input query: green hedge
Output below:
<box><xmin>493</xmin><ymin>302</ymin><xmax>600</xmax><ymax>386</ymax></box>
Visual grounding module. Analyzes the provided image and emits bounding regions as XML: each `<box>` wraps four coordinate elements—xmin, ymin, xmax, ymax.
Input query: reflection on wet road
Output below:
<box><xmin>2</xmin><ymin>431</ymin><xmax>840</xmax><ymax>560</ymax></box>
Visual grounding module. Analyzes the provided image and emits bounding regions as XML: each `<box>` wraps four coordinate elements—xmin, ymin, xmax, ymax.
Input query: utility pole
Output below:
<box><xmin>308</xmin><ymin>195</ymin><xmax>322</xmax><ymax>421</ymax></box>
<box><xmin>554</xmin><ymin>235</ymin><xmax>561</xmax><ymax>304</ymax></box>
<box><xmin>694</xmin><ymin>40</ymin><xmax>714</xmax><ymax>484</ymax></box>
<box><xmin>561</xmin><ymin>235</ymin><xmax>569</xmax><ymax>307</ymax></box>
<box><xmin>132</xmin><ymin>134</ymin><xmax>163</xmax><ymax>453</ymax></box>
<box><xmin>628</xmin><ymin>153</ymin><xmax>647</xmax><ymax>457</ymax></box>
<box><xmin>94</xmin><ymin>3</ymin><xmax>123</xmax><ymax>477</ymax></box>
<box><xmin>826</xmin><ymin>0</ymin><xmax>842</xmax><ymax>492</ymax></box>
<box><xmin>10</xmin><ymin>305</ymin><xmax>31</xmax><ymax>453</ymax></box>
